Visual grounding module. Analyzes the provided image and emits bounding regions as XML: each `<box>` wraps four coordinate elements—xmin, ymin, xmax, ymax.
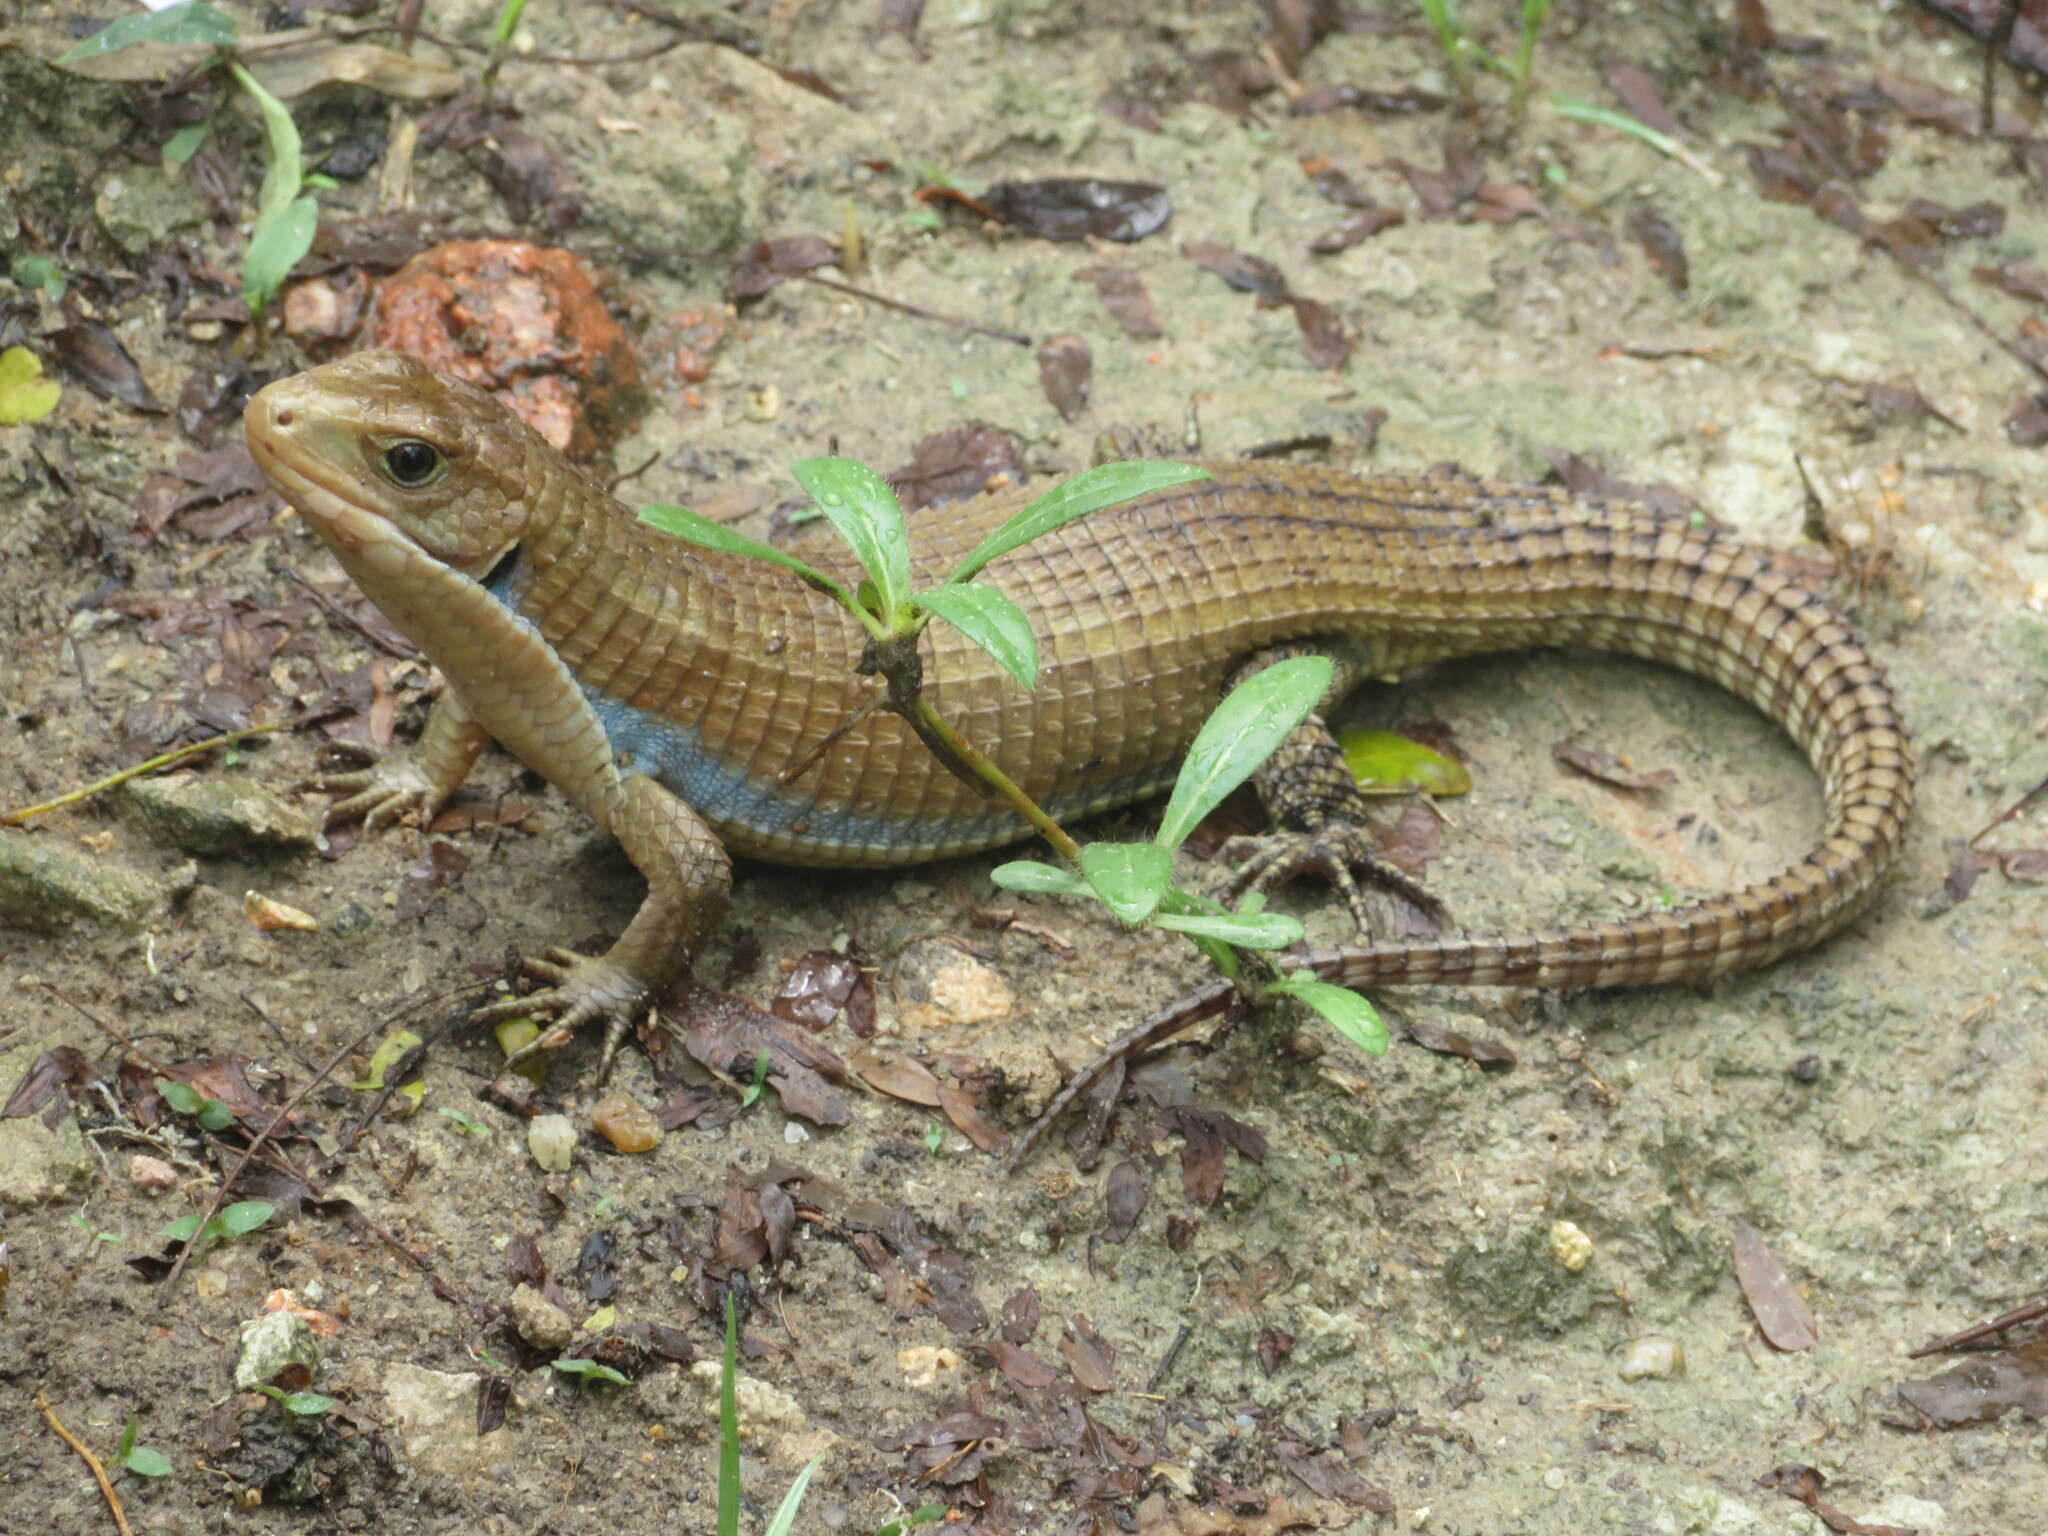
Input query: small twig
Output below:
<box><xmin>36</xmin><ymin>1387</ymin><xmax>133</xmax><ymax>1536</ymax></box>
<box><xmin>776</xmin><ymin>688</ymin><xmax>889</xmax><ymax>785</ymax></box>
<box><xmin>1909</xmin><ymin>1293</ymin><xmax>2048</xmax><ymax>1358</ymax></box>
<box><xmin>291</xmin><ymin>570</ymin><xmax>417</xmax><ymax>658</ymax></box>
<box><xmin>799</xmin><ymin>273</ymin><xmax>1032</xmax><ymax>347</ymax></box>
<box><xmin>1147</xmin><ymin>1324</ymin><xmax>1192</xmax><ymax>1393</ymax></box>
<box><xmin>1968</xmin><ymin>770</ymin><xmax>2048</xmax><ymax>847</ymax></box>
<box><xmin>606</xmin><ymin>449</ymin><xmax>664</xmax><ymax>493</ymax></box>
<box><xmin>0</xmin><ymin>710</ymin><xmax>335</xmax><ymax>827</ymax></box>
<box><xmin>1982</xmin><ymin>0</ymin><xmax>2021</xmax><ymax>138</ymax></box>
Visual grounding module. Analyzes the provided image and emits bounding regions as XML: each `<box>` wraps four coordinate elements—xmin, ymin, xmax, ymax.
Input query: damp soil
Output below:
<box><xmin>3</xmin><ymin>1</ymin><xmax>2047</xmax><ymax>1533</ymax></box>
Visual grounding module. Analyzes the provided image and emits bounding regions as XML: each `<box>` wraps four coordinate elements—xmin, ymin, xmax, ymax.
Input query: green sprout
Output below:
<box><xmin>718</xmin><ymin>1293</ymin><xmax>817</xmax><ymax>1536</ymax></box>
<box><xmin>59</xmin><ymin>2</ymin><xmax>320</xmax><ymax>326</ymax></box>
<box><xmin>481</xmin><ymin>0</ymin><xmax>530</xmax><ymax>99</ymax></box>
<box><xmin>114</xmin><ymin>1416</ymin><xmax>172</xmax><ymax>1479</ymax></box>
<box><xmin>255</xmin><ymin>1384</ymin><xmax>337</xmax><ymax>1418</ymax></box>
<box><xmin>159</xmin><ymin>1199</ymin><xmax>276</xmax><ymax>1253</ymax></box>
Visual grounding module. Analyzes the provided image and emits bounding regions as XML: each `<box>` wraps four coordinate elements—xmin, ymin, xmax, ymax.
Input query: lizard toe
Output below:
<box><xmin>1217</xmin><ymin>822</ymin><xmax>1444</xmax><ymax>936</ymax></box>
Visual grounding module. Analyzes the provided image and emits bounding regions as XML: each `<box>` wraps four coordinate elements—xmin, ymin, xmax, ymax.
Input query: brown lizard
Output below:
<box><xmin>245</xmin><ymin>351</ymin><xmax>1914</xmax><ymax>1156</ymax></box>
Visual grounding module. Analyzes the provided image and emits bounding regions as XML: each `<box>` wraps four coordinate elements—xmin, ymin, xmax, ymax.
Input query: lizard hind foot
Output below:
<box><xmin>1216</xmin><ymin>821</ymin><xmax>1446</xmax><ymax>937</ymax></box>
<box><xmin>303</xmin><ymin>757</ymin><xmax>446</xmax><ymax>832</ymax></box>
<box><xmin>471</xmin><ymin>947</ymin><xmax>653</xmax><ymax>1083</ymax></box>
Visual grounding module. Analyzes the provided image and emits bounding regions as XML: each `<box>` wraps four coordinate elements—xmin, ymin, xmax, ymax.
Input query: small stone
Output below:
<box><xmin>744</xmin><ymin>383</ymin><xmax>781</xmax><ymax>421</ymax></box>
<box><xmin>590</xmin><ymin>1093</ymin><xmax>662</xmax><ymax>1153</ymax></box>
<box><xmin>1549</xmin><ymin>1219</ymin><xmax>1594</xmax><ymax>1273</ymax></box>
<box><xmin>1543</xmin><ymin>1467</ymin><xmax>1568</xmax><ymax>1490</ymax></box>
<box><xmin>121</xmin><ymin>773</ymin><xmax>318</xmax><ymax>856</ymax></box>
<box><xmin>892</xmin><ymin>938</ymin><xmax>1014</xmax><ymax>1030</ymax></box>
<box><xmin>0</xmin><ymin>829</ymin><xmax>161</xmax><ymax>933</ymax></box>
<box><xmin>1617</xmin><ymin>1335</ymin><xmax>1685</xmax><ymax>1381</ymax></box>
<box><xmin>235</xmin><ymin>1309</ymin><xmax>321</xmax><ymax>1391</ymax></box>
<box><xmin>689</xmin><ymin>1358</ymin><xmax>807</xmax><ymax>1441</ymax></box>
<box><xmin>510</xmin><ymin>1283</ymin><xmax>575</xmax><ymax>1351</ymax></box>
<box><xmin>243</xmin><ymin>890</ymin><xmax>317</xmax><ymax>932</ymax></box>
<box><xmin>383</xmin><ymin>1363</ymin><xmax>517</xmax><ymax>1477</ymax></box>
<box><xmin>897</xmin><ymin>1345</ymin><xmax>964</xmax><ymax>1388</ymax></box>
<box><xmin>527</xmin><ymin>1113</ymin><xmax>576</xmax><ymax>1172</ymax></box>
<box><xmin>129</xmin><ymin>1154</ymin><xmax>178</xmax><ymax>1190</ymax></box>
<box><xmin>784</xmin><ymin>1121</ymin><xmax>810</xmax><ymax>1144</ymax></box>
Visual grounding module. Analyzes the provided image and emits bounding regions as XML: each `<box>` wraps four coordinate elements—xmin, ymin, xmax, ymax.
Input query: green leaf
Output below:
<box><xmin>913</xmin><ymin>582</ymin><xmax>1038</xmax><ymax>688</ymax></box>
<box><xmin>875</xmin><ymin>1507</ymin><xmax>950</xmax><ymax>1536</ymax></box>
<box><xmin>117</xmin><ymin>1416</ymin><xmax>138</xmax><ymax>1459</ymax></box>
<box><xmin>1151</xmin><ymin>908</ymin><xmax>1305</xmax><ymax>948</ymax></box>
<box><xmin>162</xmin><ymin>120</ymin><xmax>211</xmax><ymax>171</ymax></box>
<box><xmin>280</xmin><ymin>1392</ymin><xmax>336</xmax><ymax>1417</ymax></box>
<box><xmin>637</xmin><ymin>503</ymin><xmax>856</xmax><ymax>609</ymax></box>
<box><xmin>762</xmin><ymin>1460</ymin><xmax>820</xmax><ymax>1536</ymax></box>
<box><xmin>791</xmin><ymin>457</ymin><xmax>914</xmax><ymax>626</ymax></box>
<box><xmin>1154</xmin><ymin>655</ymin><xmax>1331</xmax><ymax>851</ymax></box>
<box><xmin>242</xmin><ymin>195</ymin><xmax>318</xmax><ymax>314</ymax></box>
<box><xmin>227</xmin><ymin>62</ymin><xmax>303</xmax><ymax>227</ymax></box>
<box><xmin>1078</xmin><ymin>841</ymin><xmax>1174</xmax><ymax>925</ymax></box>
<box><xmin>1338</xmin><ymin>729</ymin><xmax>1471</xmax><ymax>795</ymax></box>
<box><xmin>550</xmin><ymin>1357</ymin><xmax>630</xmax><ymax>1385</ymax></box>
<box><xmin>59</xmin><ymin>0</ymin><xmax>238</xmax><ymax>62</ymax></box>
<box><xmin>947</xmin><ymin>461</ymin><xmax>1211</xmax><ymax>583</ymax></box>
<box><xmin>120</xmin><ymin>1445</ymin><xmax>173</xmax><ymax>1479</ymax></box>
<box><xmin>160</xmin><ymin>1215</ymin><xmax>204</xmax><ymax>1243</ymax></box>
<box><xmin>156</xmin><ymin>1078</ymin><xmax>200</xmax><ymax>1113</ymax></box>
<box><xmin>217</xmin><ymin>1200</ymin><xmax>276</xmax><ymax>1236</ymax></box>
<box><xmin>0</xmin><ymin>346</ymin><xmax>60</xmax><ymax>425</ymax></box>
<box><xmin>1265</xmin><ymin>970</ymin><xmax>1388</xmax><ymax>1055</ymax></box>
<box><xmin>739</xmin><ymin>1050</ymin><xmax>772</xmax><ymax>1109</ymax></box>
<box><xmin>717</xmin><ymin>1294</ymin><xmax>742</xmax><ymax>1536</ymax></box>
<box><xmin>197</xmin><ymin>1100</ymin><xmax>234</xmax><ymax>1131</ymax></box>
<box><xmin>352</xmin><ymin>1028</ymin><xmax>424</xmax><ymax>1091</ymax></box>
<box><xmin>9</xmin><ymin>254</ymin><xmax>65</xmax><ymax>302</ymax></box>
<box><xmin>989</xmin><ymin>859</ymin><xmax>1089</xmax><ymax>897</ymax></box>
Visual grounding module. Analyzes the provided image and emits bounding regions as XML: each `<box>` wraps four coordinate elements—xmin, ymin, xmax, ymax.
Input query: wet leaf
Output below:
<box><xmin>1074</xmin><ymin>264</ymin><xmax>1162</xmax><ymax>338</ymax></box>
<box><xmin>1405</xmin><ymin>1019</ymin><xmax>1517</xmax><ymax>1067</ymax></box>
<box><xmin>1339</xmin><ymin>730</ymin><xmax>1470</xmax><ymax>795</ymax></box>
<box><xmin>1891</xmin><ymin>1343</ymin><xmax>2048</xmax><ymax>1427</ymax></box>
<box><xmin>1036</xmin><ymin>333</ymin><xmax>1091</xmax><ymax>421</ymax></box>
<box><xmin>1060</xmin><ymin>1316</ymin><xmax>1115</xmax><ymax>1392</ymax></box>
<box><xmin>1183</xmin><ymin>241</ymin><xmax>1290</xmax><ymax>299</ymax></box>
<box><xmin>885</xmin><ymin>423</ymin><xmax>1025</xmax><ymax>510</ymax></box>
<box><xmin>1307</xmin><ymin>208</ymin><xmax>1404</xmax><ymax>254</ymax></box>
<box><xmin>1079</xmin><ymin>841</ymin><xmax>1174</xmax><ymax>924</ymax></box>
<box><xmin>791</xmin><ymin>456</ymin><xmax>913</xmax><ymax>624</ymax></box>
<box><xmin>935</xmin><ymin>1077</ymin><xmax>1005</xmax><ymax>1154</ymax></box>
<box><xmin>1103</xmin><ymin>1159</ymin><xmax>1149</xmax><ymax>1243</ymax></box>
<box><xmin>982</xmin><ymin>178</ymin><xmax>1172</xmax><ymax>242</ymax></box>
<box><xmin>1552</xmin><ymin>740</ymin><xmax>1677</xmax><ymax>793</ymax></box>
<box><xmin>1974</xmin><ymin>261</ymin><xmax>2048</xmax><ymax>303</ymax></box>
<box><xmin>985</xmin><ymin>1339</ymin><xmax>1059</xmax><ymax>1388</ymax></box>
<box><xmin>1627</xmin><ymin>205</ymin><xmax>1690</xmax><ymax>293</ymax></box>
<box><xmin>855</xmin><ymin>1051</ymin><xmax>944</xmax><ymax>1108</ymax></box>
<box><xmin>48</xmin><ymin>322</ymin><xmax>164</xmax><ymax>412</ymax></box>
<box><xmin>948</xmin><ymin>458</ymin><xmax>1208</xmax><ymax>584</ymax></box>
<box><xmin>730</xmin><ymin>235</ymin><xmax>838</xmax><ymax>300</ymax></box>
<box><xmin>772</xmin><ymin>949</ymin><xmax>862</xmax><ymax>1030</ymax></box>
<box><xmin>1758</xmin><ymin>1464</ymin><xmax>1919</xmax><ymax>1535</ymax></box>
<box><xmin>1732</xmin><ymin>1223</ymin><xmax>1817</xmax><ymax>1351</ymax></box>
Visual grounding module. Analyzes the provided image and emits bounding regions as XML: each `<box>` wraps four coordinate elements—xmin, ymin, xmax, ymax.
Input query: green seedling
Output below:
<box><xmin>923</xmin><ymin>1120</ymin><xmax>945</xmax><ymax>1155</ymax></box>
<box><xmin>873</xmin><ymin>1507</ymin><xmax>949</xmax><ymax>1536</ymax></box>
<box><xmin>0</xmin><ymin>346</ymin><xmax>61</xmax><ymax>425</ymax></box>
<box><xmin>59</xmin><ymin>2</ymin><xmax>320</xmax><ymax>325</ymax></box>
<box><xmin>160</xmin><ymin>1199</ymin><xmax>276</xmax><ymax>1252</ymax></box>
<box><xmin>7</xmin><ymin>255</ymin><xmax>65</xmax><ymax>302</ymax></box>
<box><xmin>718</xmin><ymin>1292</ymin><xmax>818</xmax><ymax>1536</ymax></box>
<box><xmin>551</xmin><ymin>1356</ymin><xmax>630</xmax><ymax>1387</ymax></box>
<box><xmin>481</xmin><ymin>0</ymin><xmax>530</xmax><ymax>99</ymax></box>
<box><xmin>255</xmin><ymin>1384</ymin><xmax>337</xmax><ymax>1418</ymax></box>
<box><xmin>739</xmin><ymin>1050</ymin><xmax>773</xmax><ymax>1109</ymax></box>
<box><xmin>67</xmin><ymin>1210</ymin><xmax>121</xmax><ymax>1245</ymax></box>
<box><xmin>156</xmin><ymin>1077</ymin><xmax>235</xmax><ymax>1132</ymax></box>
<box><xmin>646</xmin><ymin>454</ymin><xmax>1384</xmax><ymax>1061</ymax></box>
<box><xmin>114</xmin><ymin>1415</ymin><xmax>172</xmax><ymax>1479</ymax></box>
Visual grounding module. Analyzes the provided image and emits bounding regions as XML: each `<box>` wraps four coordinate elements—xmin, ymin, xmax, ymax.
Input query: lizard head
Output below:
<box><xmin>246</xmin><ymin>350</ymin><xmax>540</xmax><ymax>577</ymax></box>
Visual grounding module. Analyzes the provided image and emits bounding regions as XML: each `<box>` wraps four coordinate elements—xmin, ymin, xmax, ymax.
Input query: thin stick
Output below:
<box><xmin>1</xmin><ymin>711</ymin><xmax>333</xmax><ymax>827</ymax></box>
<box><xmin>1909</xmin><ymin>1294</ymin><xmax>2048</xmax><ymax>1358</ymax></box>
<box><xmin>800</xmin><ymin>273</ymin><xmax>1033</xmax><ymax>348</ymax></box>
<box><xmin>35</xmin><ymin>1388</ymin><xmax>134</xmax><ymax>1536</ymax></box>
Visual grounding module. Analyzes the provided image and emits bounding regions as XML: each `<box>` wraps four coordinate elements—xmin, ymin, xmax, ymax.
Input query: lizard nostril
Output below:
<box><xmin>274</xmin><ymin>408</ymin><xmax>294</xmax><ymax>426</ymax></box>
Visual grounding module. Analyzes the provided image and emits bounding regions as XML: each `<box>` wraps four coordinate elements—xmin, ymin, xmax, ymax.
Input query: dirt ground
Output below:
<box><xmin>3</xmin><ymin>0</ymin><xmax>2047</xmax><ymax>1532</ymax></box>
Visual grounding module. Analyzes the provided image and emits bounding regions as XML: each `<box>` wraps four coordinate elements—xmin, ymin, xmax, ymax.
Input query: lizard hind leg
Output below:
<box><xmin>1213</xmin><ymin>643</ymin><xmax>1447</xmax><ymax>936</ymax></box>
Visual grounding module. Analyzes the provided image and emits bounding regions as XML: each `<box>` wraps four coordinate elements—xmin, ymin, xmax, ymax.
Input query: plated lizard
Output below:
<box><xmin>245</xmin><ymin>351</ymin><xmax>1914</xmax><ymax>1151</ymax></box>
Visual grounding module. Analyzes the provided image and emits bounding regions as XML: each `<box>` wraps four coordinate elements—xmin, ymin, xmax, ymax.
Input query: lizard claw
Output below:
<box><xmin>1217</xmin><ymin>821</ymin><xmax>1445</xmax><ymax>936</ymax></box>
<box><xmin>471</xmin><ymin>948</ymin><xmax>654</xmax><ymax>1083</ymax></box>
<box><xmin>306</xmin><ymin>756</ymin><xmax>446</xmax><ymax>831</ymax></box>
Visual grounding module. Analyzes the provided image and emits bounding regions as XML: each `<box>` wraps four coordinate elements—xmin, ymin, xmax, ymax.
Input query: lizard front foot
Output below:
<box><xmin>305</xmin><ymin>754</ymin><xmax>449</xmax><ymax>831</ymax></box>
<box><xmin>471</xmin><ymin>948</ymin><xmax>655</xmax><ymax>1083</ymax></box>
<box><xmin>1217</xmin><ymin>820</ymin><xmax>1445</xmax><ymax>935</ymax></box>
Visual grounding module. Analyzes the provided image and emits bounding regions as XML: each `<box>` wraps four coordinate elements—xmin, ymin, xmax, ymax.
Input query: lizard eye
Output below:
<box><xmin>382</xmin><ymin>440</ymin><xmax>442</xmax><ymax>487</ymax></box>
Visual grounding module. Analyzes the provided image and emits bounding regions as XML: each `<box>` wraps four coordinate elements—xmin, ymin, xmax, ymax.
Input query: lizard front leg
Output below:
<box><xmin>474</xmin><ymin>770</ymin><xmax>732</xmax><ymax>1079</ymax></box>
<box><xmin>311</xmin><ymin>687</ymin><xmax>491</xmax><ymax>829</ymax></box>
<box><xmin>1216</xmin><ymin>643</ymin><xmax>1446</xmax><ymax>934</ymax></box>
